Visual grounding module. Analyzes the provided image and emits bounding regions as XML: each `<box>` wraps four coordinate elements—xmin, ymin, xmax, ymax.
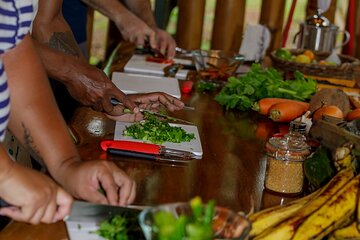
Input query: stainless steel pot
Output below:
<box><xmin>294</xmin><ymin>9</ymin><xmax>350</xmax><ymax>52</ymax></box>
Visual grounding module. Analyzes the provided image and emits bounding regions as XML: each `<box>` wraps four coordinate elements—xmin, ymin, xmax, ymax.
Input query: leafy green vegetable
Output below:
<box><xmin>195</xmin><ymin>81</ymin><xmax>218</xmax><ymax>93</ymax></box>
<box><xmin>123</xmin><ymin>114</ymin><xmax>195</xmax><ymax>144</ymax></box>
<box><xmin>153</xmin><ymin>197</ymin><xmax>215</xmax><ymax>240</ymax></box>
<box><xmin>95</xmin><ymin>215</ymin><xmax>129</xmax><ymax>240</ymax></box>
<box><xmin>93</xmin><ymin>213</ymin><xmax>144</xmax><ymax>240</ymax></box>
<box><xmin>214</xmin><ymin>64</ymin><xmax>317</xmax><ymax>111</ymax></box>
<box><xmin>304</xmin><ymin>146</ymin><xmax>335</xmax><ymax>189</ymax></box>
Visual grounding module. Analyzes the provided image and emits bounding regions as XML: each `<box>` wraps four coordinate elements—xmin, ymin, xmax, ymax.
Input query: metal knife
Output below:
<box><xmin>110</xmin><ymin>98</ymin><xmax>195</xmax><ymax>125</ymax></box>
<box><xmin>66</xmin><ymin>200</ymin><xmax>141</xmax><ymax>223</ymax></box>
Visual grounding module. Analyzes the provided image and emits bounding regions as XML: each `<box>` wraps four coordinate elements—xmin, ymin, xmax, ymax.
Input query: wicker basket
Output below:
<box><xmin>270</xmin><ymin>49</ymin><xmax>360</xmax><ymax>80</ymax></box>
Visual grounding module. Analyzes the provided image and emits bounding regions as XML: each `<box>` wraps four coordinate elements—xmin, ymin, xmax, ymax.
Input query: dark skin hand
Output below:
<box><xmin>32</xmin><ymin>0</ymin><xmax>138</xmax><ymax>115</ymax></box>
<box><xmin>106</xmin><ymin>92</ymin><xmax>185</xmax><ymax>122</ymax></box>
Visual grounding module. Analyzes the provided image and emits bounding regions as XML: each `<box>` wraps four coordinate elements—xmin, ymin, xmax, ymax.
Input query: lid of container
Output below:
<box><xmin>306</xmin><ymin>9</ymin><xmax>330</xmax><ymax>27</ymax></box>
<box><xmin>266</xmin><ymin>131</ymin><xmax>310</xmax><ymax>161</ymax></box>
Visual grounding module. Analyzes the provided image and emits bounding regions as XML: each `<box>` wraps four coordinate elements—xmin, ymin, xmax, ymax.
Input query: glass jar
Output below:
<box><xmin>264</xmin><ymin>122</ymin><xmax>310</xmax><ymax>195</ymax></box>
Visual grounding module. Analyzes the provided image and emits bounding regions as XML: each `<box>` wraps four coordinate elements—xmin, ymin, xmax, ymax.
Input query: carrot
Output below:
<box><xmin>346</xmin><ymin>108</ymin><xmax>360</xmax><ymax>121</ymax></box>
<box><xmin>269</xmin><ymin>102</ymin><xmax>308</xmax><ymax>122</ymax></box>
<box><xmin>255</xmin><ymin>120</ymin><xmax>276</xmax><ymax>140</ymax></box>
<box><xmin>313</xmin><ymin>105</ymin><xmax>344</xmax><ymax>121</ymax></box>
<box><xmin>253</xmin><ymin>98</ymin><xmax>309</xmax><ymax>115</ymax></box>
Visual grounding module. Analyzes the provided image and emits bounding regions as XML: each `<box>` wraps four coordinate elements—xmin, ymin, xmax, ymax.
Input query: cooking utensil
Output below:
<box><xmin>100</xmin><ymin>140</ymin><xmax>198</xmax><ymax>159</ymax></box>
<box><xmin>293</xmin><ymin>9</ymin><xmax>350</xmax><ymax>52</ymax></box>
<box><xmin>66</xmin><ymin>200</ymin><xmax>141</xmax><ymax>223</ymax></box>
<box><xmin>107</xmin><ymin>148</ymin><xmax>192</xmax><ymax>164</ymax></box>
<box><xmin>110</xmin><ymin>98</ymin><xmax>195</xmax><ymax>125</ymax></box>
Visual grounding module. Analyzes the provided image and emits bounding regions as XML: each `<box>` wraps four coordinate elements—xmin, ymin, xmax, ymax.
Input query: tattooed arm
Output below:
<box><xmin>5</xmin><ymin>34</ymin><xmax>136</xmax><ymax>206</ymax></box>
<box><xmin>32</xmin><ymin>0</ymin><xmax>137</xmax><ymax>114</ymax></box>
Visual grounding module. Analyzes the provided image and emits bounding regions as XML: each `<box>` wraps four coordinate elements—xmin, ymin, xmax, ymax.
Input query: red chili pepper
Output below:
<box><xmin>145</xmin><ymin>56</ymin><xmax>174</xmax><ymax>64</ymax></box>
<box><xmin>181</xmin><ymin>81</ymin><xmax>194</xmax><ymax>94</ymax></box>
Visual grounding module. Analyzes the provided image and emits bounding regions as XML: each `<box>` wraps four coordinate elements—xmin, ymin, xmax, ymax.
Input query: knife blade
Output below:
<box><xmin>66</xmin><ymin>200</ymin><xmax>141</xmax><ymax>223</ymax></box>
<box><xmin>110</xmin><ymin>98</ymin><xmax>195</xmax><ymax>125</ymax></box>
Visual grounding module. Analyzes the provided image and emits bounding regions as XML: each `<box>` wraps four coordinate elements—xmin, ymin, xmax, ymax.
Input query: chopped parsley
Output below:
<box><xmin>123</xmin><ymin>114</ymin><xmax>195</xmax><ymax>144</ymax></box>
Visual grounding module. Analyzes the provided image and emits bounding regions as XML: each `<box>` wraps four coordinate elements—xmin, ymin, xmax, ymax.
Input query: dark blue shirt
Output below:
<box><xmin>62</xmin><ymin>0</ymin><xmax>87</xmax><ymax>43</ymax></box>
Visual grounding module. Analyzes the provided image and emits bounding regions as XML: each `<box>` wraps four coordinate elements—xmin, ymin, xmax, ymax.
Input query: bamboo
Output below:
<box><xmin>175</xmin><ymin>0</ymin><xmax>206</xmax><ymax>50</ymax></box>
<box><xmin>259</xmin><ymin>0</ymin><xmax>286</xmax><ymax>53</ymax></box>
<box><xmin>211</xmin><ymin>0</ymin><xmax>246</xmax><ymax>52</ymax></box>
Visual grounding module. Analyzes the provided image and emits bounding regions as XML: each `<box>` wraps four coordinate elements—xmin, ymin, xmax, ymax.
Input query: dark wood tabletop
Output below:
<box><xmin>0</xmin><ymin>43</ymin><xmax>296</xmax><ymax>239</ymax></box>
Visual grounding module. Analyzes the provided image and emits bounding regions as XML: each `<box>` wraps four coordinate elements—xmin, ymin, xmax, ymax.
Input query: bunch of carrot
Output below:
<box><xmin>253</xmin><ymin>98</ymin><xmax>309</xmax><ymax>122</ymax></box>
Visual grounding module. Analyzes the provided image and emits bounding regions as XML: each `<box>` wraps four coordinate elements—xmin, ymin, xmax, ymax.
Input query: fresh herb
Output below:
<box><xmin>153</xmin><ymin>197</ymin><xmax>215</xmax><ymax>240</ymax></box>
<box><xmin>123</xmin><ymin>114</ymin><xmax>195</xmax><ymax>144</ymax></box>
<box><xmin>195</xmin><ymin>81</ymin><xmax>218</xmax><ymax>93</ymax></box>
<box><xmin>95</xmin><ymin>215</ymin><xmax>129</xmax><ymax>240</ymax></box>
<box><xmin>93</xmin><ymin>213</ymin><xmax>144</xmax><ymax>240</ymax></box>
<box><xmin>214</xmin><ymin>64</ymin><xmax>317</xmax><ymax>111</ymax></box>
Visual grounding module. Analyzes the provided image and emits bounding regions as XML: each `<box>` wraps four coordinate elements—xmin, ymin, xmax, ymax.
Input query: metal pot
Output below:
<box><xmin>294</xmin><ymin>9</ymin><xmax>350</xmax><ymax>52</ymax></box>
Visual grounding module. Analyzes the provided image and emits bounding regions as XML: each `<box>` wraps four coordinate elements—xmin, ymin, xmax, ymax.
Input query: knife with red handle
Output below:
<box><xmin>100</xmin><ymin>140</ymin><xmax>197</xmax><ymax>159</ymax></box>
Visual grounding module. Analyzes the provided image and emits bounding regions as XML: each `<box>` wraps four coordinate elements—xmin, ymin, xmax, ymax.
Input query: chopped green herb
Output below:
<box><xmin>195</xmin><ymin>81</ymin><xmax>218</xmax><ymax>93</ymax></box>
<box><xmin>95</xmin><ymin>215</ymin><xmax>128</xmax><ymax>240</ymax></box>
<box><xmin>123</xmin><ymin>114</ymin><xmax>195</xmax><ymax>144</ymax></box>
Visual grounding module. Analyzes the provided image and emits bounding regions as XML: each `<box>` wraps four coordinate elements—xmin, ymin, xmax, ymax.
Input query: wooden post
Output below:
<box><xmin>175</xmin><ymin>0</ymin><xmax>206</xmax><ymax>50</ymax></box>
<box><xmin>306</xmin><ymin>0</ymin><xmax>337</xmax><ymax>23</ymax></box>
<box><xmin>211</xmin><ymin>0</ymin><xmax>246</xmax><ymax>52</ymax></box>
<box><xmin>355</xmin><ymin>0</ymin><xmax>360</xmax><ymax>59</ymax></box>
<box><xmin>259</xmin><ymin>0</ymin><xmax>286</xmax><ymax>53</ymax></box>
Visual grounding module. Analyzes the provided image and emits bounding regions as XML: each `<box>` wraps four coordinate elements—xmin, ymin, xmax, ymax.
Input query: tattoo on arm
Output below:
<box><xmin>48</xmin><ymin>31</ymin><xmax>81</xmax><ymax>56</ymax></box>
<box><xmin>22</xmin><ymin>122</ymin><xmax>42</xmax><ymax>160</ymax></box>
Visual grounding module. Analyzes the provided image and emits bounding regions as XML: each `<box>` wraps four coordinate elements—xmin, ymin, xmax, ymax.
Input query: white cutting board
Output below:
<box><xmin>114</xmin><ymin>121</ymin><xmax>203</xmax><ymax>157</ymax></box>
<box><xmin>112</xmin><ymin>72</ymin><xmax>181</xmax><ymax>98</ymax></box>
<box><xmin>124</xmin><ymin>54</ymin><xmax>190</xmax><ymax>80</ymax></box>
<box><xmin>66</xmin><ymin>221</ymin><xmax>104</xmax><ymax>240</ymax></box>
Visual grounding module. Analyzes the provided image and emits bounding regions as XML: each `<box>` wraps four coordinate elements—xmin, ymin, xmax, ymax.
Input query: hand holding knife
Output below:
<box><xmin>110</xmin><ymin>98</ymin><xmax>195</xmax><ymax>125</ymax></box>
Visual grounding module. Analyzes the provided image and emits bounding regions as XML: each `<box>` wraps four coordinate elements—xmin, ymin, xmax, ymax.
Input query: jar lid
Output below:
<box><xmin>266</xmin><ymin>132</ymin><xmax>310</xmax><ymax>161</ymax></box>
<box><xmin>306</xmin><ymin>9</ymin><xmax>330</xmax><ymax>27</ymax></box>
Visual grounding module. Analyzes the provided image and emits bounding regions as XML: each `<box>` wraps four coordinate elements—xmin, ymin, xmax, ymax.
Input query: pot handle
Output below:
<box><xmin>293</xmin><ymin>31</ymin><xmax>300</xmax><ymax>45</ymax></box>
<box><xmin>335</xmin><ymin>30</ymin><xmax>350</xmax><ymax>48</ymax></box>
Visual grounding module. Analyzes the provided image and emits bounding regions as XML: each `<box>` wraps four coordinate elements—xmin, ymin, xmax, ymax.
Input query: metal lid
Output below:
<box><xmin>306</xmin><ymin>9</ymin><xmax>330</xmax><ymax>27</ymax></box>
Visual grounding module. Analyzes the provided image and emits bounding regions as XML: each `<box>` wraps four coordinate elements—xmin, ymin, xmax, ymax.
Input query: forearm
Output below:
<box><xmin>121</xmin><ymin>0</ymin><xmax>157</xmax><ymax>29</ymax></box>
<box><xmin>3</xmin><ymin>35</ymin><xmax>80</xmax><ymax>185</ymax></box>
<box><xmin>0</xmin><ymin>147</ymin><xmax>15</xmax><ymax>185</ymax></box>
<box><xmin>32</xmin><ymin>40</ymin><xmax>86</xmax><ymax>85</ymax></box>
<box><xmin>33</xmin><ymin>0</ymin><xmax>84</xmax><ymax>59</ymax></box>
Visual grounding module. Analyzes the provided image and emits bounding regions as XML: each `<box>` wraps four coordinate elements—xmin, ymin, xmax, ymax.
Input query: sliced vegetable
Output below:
<box><xmin>346</xmin><ymin>108</ymin><xmax>360</xmax><ymax>121</ymax></box>
<box><xmin>253</xmin><ymin>98</ymin><xmax>309</xmax><ymax>115</ymax></box>
<box><xmin>153</xmin><ymin>197</ymin><xmax>216</xmax><ymax>240</ymax></box>
<box><xmin>269</xmin><ymin>102</ymin><xmax>308</xmax><ymax>122</ymax></box>
<box><xmin>312</xmin><ymin>105</ymin><xmax>344</xmax><ymax>121</ymax></box>
<box><xmin>94</xmin><ymin>215</ymin><xmax>128</xmax><ymax>240</ymax></box>
<box><xmin>123</xmin><ymin>114</ymin><xmax>195</xmax><ymax>144</ymax></box>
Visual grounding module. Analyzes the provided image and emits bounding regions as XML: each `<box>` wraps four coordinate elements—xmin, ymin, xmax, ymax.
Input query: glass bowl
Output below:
<box><xmin>138</xmin><ymin>202</ymin><xmax>251</xmax><ymax>240</ymax></box>
<box><xmin>192</xmin><ymin>50</ymin><xmax>244</xmax><ymax>81</ymax></box>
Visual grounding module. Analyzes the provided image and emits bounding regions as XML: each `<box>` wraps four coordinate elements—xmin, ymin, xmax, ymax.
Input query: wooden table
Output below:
<box><xmin>0</xmin><ymin>43</ymin><xmax>296</xmax><ymax>239</ymax></box>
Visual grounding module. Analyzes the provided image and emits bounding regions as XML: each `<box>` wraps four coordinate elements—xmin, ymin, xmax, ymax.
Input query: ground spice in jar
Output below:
<box><xmin>264</xmin><ymin>122</ymin><xmax>311</xmax><ymax>194</ymax></box>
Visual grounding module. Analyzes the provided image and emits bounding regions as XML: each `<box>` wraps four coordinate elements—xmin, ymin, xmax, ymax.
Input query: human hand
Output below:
<box><xmin>0</xmin><ymin>163</ymin><xmax>72</xmax><ymax>224</ymax></box>
<box><xmin>155</xmin><ymin>28</ymin><xmax>177</xmax><ymax>58</ymax></box>
<box><xmin>64</xmin><ymin>62</ymin><xmax>138</xmax><ymax>115</ymax></box>
<box><xmin>58</xmin><ymin>160</ymin><xmax>136</xmax><ymax>206</ymax></box>
<box><xmin>105</xmin><ymin>92</ymin><xmax>185</xmax><ymax>122</ymax></box>
<box><xmin>115</xmin><ymin>11</ymin><xmax>156</xmax><ymax>48</ymax></box>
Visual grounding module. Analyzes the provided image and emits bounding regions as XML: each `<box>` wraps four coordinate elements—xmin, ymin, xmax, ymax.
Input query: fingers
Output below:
<box><xmin>98</xmin><ymin>174</ymin><xmax>119</xmax><ymax>206</ymax></box>
<box><xmin>114</xmin><ymin>174</ymin><xmax>136</xmax><ymax>206</ymax></box>
<box><xmin>53</xmin><ymin>188</ymin><xmax>73</xmax><ymax>223</ymax></box>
